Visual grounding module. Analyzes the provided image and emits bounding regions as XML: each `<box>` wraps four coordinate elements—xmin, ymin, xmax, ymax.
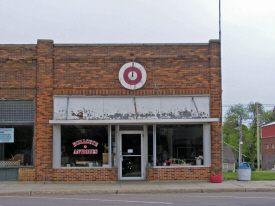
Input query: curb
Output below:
<box><xmin>0</xmin><ymin>191</ymin><xmax>31</xmax><ymax>196</ymax></box>
<box><xmin>1</xmin><ymin>187</ymin><xmax>275</xmax><ymax>196</ymax></box>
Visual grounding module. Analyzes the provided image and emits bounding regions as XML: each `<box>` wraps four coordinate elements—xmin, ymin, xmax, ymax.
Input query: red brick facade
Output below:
<box><xmin>0</xmin><ymin>39</ymin><xmax>221</xmax><ymax>181</ymax></box>
<box><xmin>262</xmin><ymin>136</ymin><xmax>275</xmax><ymax>170</ymax></box>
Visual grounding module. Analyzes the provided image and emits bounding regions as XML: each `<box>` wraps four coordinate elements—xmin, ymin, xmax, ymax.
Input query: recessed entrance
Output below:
<box><xmin>119</xmin><ymin>131</ymin><xmax>144</xmax><ymax>180</ymax></box>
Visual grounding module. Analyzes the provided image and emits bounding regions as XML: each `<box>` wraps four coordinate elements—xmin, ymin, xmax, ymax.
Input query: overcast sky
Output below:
<box><xmin>1</xmin><ymin>0</ymin><xmax>275</xmax><ymax>115</ymax></box>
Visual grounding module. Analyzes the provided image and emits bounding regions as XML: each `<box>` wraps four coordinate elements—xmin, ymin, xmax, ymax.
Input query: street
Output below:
<box><xmin>1</xmin><ymin>192</ymin><xmax>275</xmax><ymax>206</ymax></box>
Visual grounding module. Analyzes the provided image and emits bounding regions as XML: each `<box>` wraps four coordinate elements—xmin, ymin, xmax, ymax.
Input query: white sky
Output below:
<box><xmin>1</xmin><ymin>0</ymin><xmax>275</xmax><ymax>115</ymax></box>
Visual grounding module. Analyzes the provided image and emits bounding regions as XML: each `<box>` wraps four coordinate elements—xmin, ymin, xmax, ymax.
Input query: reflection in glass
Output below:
<box><xmin>122</xmin><ymin>156</ymin><xmax>141</xmax><ymax>177</ymax></box>
<box><xmin>121</xmin><ymin>134</ymin><xmax>141</xmax><ymax>177</ymax></box>
<box><xmin>156</xmin><ymin>125</ymin><xmax>203</xmax><ymax>166</ymax></box>
<box><xmin>61</xmin><ymin>125</ymin><xmax>108</xmax><ymax>167</ymax></box>
<box><xmin>0</xmin><ymin>125</ymin><xmax>34</xmax><ymax>167</ymax></box>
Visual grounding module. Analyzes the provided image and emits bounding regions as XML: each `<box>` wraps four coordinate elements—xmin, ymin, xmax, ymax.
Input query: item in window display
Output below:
<box><xmin>196</xmin><ymin>159</ymin><xmax>202</xmax><ymax>165</ymax></box>
<box><xmin>196</xmin><ymin>155</ymin><xmax>203</xmax><ymax>160</ymax></box>
<box><xmin>8</xmin><ymin>154</ymin><xmax>24</xmax><ymax>165</ymax></box>
<box><xmin>195</xmin><ymin>155</ymin><xmax>203</xmax><ymax>165</ymax></box>
<box><xmin>162</xmin><ymin>150</ymin><xmax>169</xmax><ymax>161</ymax></box>
<box><xmin>164</xmin><ymin>160</ymin><xmax>172</xmax><ymax>166</ymax></box>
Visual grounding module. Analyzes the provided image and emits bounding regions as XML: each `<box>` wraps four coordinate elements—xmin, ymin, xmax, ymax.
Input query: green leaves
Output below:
<box><xmin>223</xmin><ymin>102</ymin><xmax>273</xmax><ymax>169</ymax></box>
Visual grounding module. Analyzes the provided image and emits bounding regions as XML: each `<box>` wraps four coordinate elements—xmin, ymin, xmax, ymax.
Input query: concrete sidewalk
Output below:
<box><xmin>1</xmin><ymin>180</ymin><xmax>275</xmax><ymax>196</ymax></box>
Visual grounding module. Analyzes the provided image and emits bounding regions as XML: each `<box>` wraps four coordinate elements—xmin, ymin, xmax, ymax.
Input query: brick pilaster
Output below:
<box><xmin>209</xmin><ymin>40</ymin><xmax>222</xmax><ymax>174</ymax></box>
<box><xmin>35</xmin><ymin>39</ymin><xmax>54</xmax><ymax>181</ymax></box>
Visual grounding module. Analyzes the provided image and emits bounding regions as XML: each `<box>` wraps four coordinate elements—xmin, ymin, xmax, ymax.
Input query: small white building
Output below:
<box><xmin>223</xmin><ymin>146</ymin><xmax>236</xmax><ymax>172</ymax></box>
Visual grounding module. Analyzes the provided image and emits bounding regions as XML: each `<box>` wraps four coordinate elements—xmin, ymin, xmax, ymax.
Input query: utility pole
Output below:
<box><xmin>257</xmin><ymin>104</ymin><xmax>260</xmax><ymax>171</ymax></box>
<box><xmin>239</xmin><ymin>117</ymin><xmax>243</xmax><ymax>166</ymax></box>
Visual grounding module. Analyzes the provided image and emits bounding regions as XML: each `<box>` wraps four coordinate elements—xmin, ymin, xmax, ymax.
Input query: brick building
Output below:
<box><xmin>0</xmin><ymin>39</ymin><xmax>221</xmax><ymax>181</ymax></box>
<box><xmin>261</xmin><ymin>122</ymin><xmax>275</xmax><ymax>170</ymax></box>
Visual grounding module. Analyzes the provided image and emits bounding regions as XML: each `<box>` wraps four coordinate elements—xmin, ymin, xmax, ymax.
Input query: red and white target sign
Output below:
<box><xmin>119</xmin><ymin>62</ymin><xmax>147</xmax><ymax>90</ymax></box>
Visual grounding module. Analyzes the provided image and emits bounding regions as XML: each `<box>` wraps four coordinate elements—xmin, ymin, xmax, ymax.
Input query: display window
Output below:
<box><xmin>61</xmin><ymin>125</ymin><xmax>109</xmax><ymax>167</ymax></box>
<box><xmin>156</xmin><ymin>125</ymin><xmax>203</xmax><ymax>166</ymax></box>
<box><xmin>0</xmin><ymin>125</ymin><xmax>34</xmax><ymax>167</ymax></box>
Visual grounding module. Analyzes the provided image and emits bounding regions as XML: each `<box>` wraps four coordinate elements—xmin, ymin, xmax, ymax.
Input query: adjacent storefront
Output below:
<box><xmin>0</xmin><ymin>39</ymin><xmax>221</xmax><ymax>181</ymax></box>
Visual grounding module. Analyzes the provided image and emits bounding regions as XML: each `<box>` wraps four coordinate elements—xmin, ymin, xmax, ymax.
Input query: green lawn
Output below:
<box><xmin>223</xmin><ymin>171</ymin><xmax>275</xmax><ymax>181</ymax></box>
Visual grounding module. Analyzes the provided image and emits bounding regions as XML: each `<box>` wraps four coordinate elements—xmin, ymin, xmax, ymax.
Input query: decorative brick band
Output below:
<box><xmin>53</xmin><ymin>89</ymin><xmax>210</xmax><ymax>96</ymax></box>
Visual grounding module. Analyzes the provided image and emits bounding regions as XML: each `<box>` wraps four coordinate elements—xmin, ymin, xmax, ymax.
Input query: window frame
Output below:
<box><xmin>223</xmin><ymin>163</ymin><xmax>228</xmax><ymax>169</ymax></box>
<box><xmin>53</xmin><ymin>124</ymin><xmax>114</xmax><ymax>169</ymax></box>
<box><xmin>148</xmin><ymin>123</ymin><xmax>211</xmax><ymax>168</ymax></box>
<box><xmin>0</xmin><ymin>100</ymin><xmax>35</xmax><ymax>168</ymax></box>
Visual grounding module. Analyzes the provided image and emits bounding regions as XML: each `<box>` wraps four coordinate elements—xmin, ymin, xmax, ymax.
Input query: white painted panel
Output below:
<box><xmin>54</xmin><ymin>97</ymin><xmax>68</xmax><ymax>120</ymax></box>
<box><xmin>193</xmin><ymin>96</ymin><xmax>210</xmax><ymax>118</ymax></box>
<box><xmin>135</xmin><ymin>97</ymin><xmax>161</xmax><ymax>119</ymax></box>
<box><xmin>67</xmin><ymin>98</ymin><xmax>104</xmax><ymax>120</ymax></box>
<box><xmin>104</xmin><ymin>98</ymin><xmax>135</xmax><ymax>120</ymax></box>
<box><xmin>160</xmin><ymin>97</ymin><xmax>194</xmax><ymax>119</ymax></box>
<box><xmin>53</xmin><ymin>96</ymin><xmax>210</xmax><ymax>121</ymax></box>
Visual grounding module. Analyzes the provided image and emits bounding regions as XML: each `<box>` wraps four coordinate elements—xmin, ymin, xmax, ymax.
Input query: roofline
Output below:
<box><xmin>54</xmin><ymin>43</ymin><xmax>210</xmax><ymax>47</ymax></box>
<box><xmin>0</xmin><ymin>39</ymin><xmax>220</xmax><ymax>47</ymax></box>
<box><xmin>261</xmin><ymin>122</ymin><xmax>275</xmax><ymax>128</ymax></box>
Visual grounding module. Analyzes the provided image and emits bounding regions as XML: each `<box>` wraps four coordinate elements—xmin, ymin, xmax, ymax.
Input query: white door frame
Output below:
<box><xmin>118</xmin><ymin>131</ymin><xmax>145</xmax><ymax>180</ymax></box>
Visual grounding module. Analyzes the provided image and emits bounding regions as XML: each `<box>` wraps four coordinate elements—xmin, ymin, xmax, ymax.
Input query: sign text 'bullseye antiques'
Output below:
<box><xmin>0</xmin><ymin>39</ymin><xmax>221</xmax><ymax>181</ymax></box>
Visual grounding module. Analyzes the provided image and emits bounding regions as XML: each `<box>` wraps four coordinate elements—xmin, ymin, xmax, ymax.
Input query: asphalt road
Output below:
<box><xmin>1</xmin><ymin>192</ymin><xmax>275</xmax><ymax>206</ymax></box>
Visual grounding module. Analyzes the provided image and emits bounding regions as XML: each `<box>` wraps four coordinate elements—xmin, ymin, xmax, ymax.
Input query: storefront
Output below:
<box><xmin>0</xmin><ymin>39</ymin><xmax>221</xmax><ymax>181</ymax></box>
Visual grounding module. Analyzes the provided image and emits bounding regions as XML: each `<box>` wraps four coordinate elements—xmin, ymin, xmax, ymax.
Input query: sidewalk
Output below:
<box><xmin>1</xmin><ymin>180</ymin><xmax>275</xmax><ymax>196</ymax></box>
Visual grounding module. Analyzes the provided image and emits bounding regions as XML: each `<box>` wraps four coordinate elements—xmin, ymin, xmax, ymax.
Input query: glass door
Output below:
<box><xmin>119</xmin><ymin>132</ymin><xmax>144</xmax><ymax>180</ymax></box>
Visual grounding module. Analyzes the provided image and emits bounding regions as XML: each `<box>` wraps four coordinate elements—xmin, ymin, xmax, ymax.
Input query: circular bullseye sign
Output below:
<box><xmin>119</xmin><ymin>62</ymin><xmax>147</xmax><ymax>90</ymax></box>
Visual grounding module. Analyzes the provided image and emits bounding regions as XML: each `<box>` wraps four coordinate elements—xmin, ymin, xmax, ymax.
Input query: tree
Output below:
<box><xmin>246</xmin><ymin>102</ymin><xmax>264</xmax><ymax>169</ymax></box>
<box><xmin>223</xmin><ymin>104</ymin><xmax>248</xmax><ymax>165</ymax></box>
<box><xmin>262</xmin><ymin>106</ymin><xmax>275</xmax><ymax>125</ymax></box>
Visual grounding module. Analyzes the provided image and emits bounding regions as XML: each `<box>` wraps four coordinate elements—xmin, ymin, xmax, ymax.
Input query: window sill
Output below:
<box><xmin>0</xmin><ymin>166</ymin><xmax>34</xmax><ymax>169</ymax></box>
<box><xmin>147</xmin><ymin>165</ymin><xmax>209</xmax><ymax>168</ymax></box>
<box><xmin>57</xmin><ymin>166</ymin><xmax>118</xmax><ymax>169</ymax></box>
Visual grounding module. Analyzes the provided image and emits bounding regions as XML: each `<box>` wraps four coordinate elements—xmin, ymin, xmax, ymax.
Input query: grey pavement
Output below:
<box><xmin>1</xmin><ymin>180</ymin><xmax>275</xmax><ymax>196</ymax></box>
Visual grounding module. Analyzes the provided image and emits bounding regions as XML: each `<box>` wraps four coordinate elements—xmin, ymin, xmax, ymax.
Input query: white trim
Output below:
<box><xmin>203</xmin><ymin>124</ymin><xmax>211</xmax><ymax>167</ymax></box>
<box><xmin>108</xmin><ymin>125</ymin><xmax>111</xmax><ymax>167</ymax></box>
<box><xmin>143</xmin><ymin>125</ymin><xmax>148</xmax><ymax>172</ymax></box>
<box><xmin>49</xmin><ymin>118</ymin><xmax>219</xmax><ymax>125</ymax></box>
<box><xmin>53</xmin><ymin>125</ymin><xmax>61</xmax><ymax>168</ymax></box>
<box><xmin>153</xmin><ymin>125</ymin><xmax>156</xmax><ymax>167</ymax></box>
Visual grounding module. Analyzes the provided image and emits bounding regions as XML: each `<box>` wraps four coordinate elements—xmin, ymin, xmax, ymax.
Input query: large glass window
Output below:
<box><xmin>0</xmin><ymin>125</ymin><xmax>34</xmax><ymax>167</ymax></box>
<box><xmin>156</xmin><ymin>125</ymin><xmax>203</xmax><ymax>166</ymax></box>
<box><xmin>61</xmin><ymin>125</ymin><xmax>109</xmax><ymax>167</ymax></box>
